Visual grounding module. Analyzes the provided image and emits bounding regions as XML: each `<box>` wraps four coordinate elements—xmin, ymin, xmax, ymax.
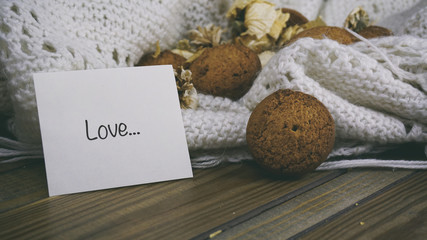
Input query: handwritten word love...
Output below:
<box><xmin>85</xmin><ymin>120</ymin><xmax>140</xmax><ymax>141</ymax></box>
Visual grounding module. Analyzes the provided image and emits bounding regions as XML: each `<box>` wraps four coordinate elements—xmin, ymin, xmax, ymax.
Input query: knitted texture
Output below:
<box><xmin>271</xmin><ymin>0</ymin><xmax>324</xmax><ymax>20</ymax></box>
<box><xmin>320</xmin><ymin>0</ymin><xmax>423</xmax><ymax>27</ymax></box>
<box><xmin>0</xmin><ymin>0</ymin><xmax>229</xmax><ymax>143</ymax></box>
<box><xmin>241</xmin><ymin>37</ymin><xmax>427</xmax><ymax>144</ymax></box>
<box><xmin>382</xmin><ymin>1</ymin><xmax>427</xmax><ymax>39</ymax></box>
<box><xmin>0</xmin><ymin>0</ymin><xmax>426</xmax><ymax>169</ymax></box>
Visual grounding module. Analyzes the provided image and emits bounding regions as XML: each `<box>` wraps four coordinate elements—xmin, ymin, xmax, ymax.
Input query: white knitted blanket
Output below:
<box><xmin>0</xmin><ymin>0</ymin><xmax>426</xmax><ymax>169</ymax></box>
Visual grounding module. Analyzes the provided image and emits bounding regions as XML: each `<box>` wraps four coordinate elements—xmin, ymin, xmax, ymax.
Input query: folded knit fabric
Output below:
<box><xmin>0</xmin><ymin>0</ymin><xmax>426</xmax><ymax>169</ymax></box>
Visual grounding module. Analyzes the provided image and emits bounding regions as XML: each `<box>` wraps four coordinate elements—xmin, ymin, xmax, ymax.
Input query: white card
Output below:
<box><xmin>34</xmin><ymin>66</ymin><xmax>193</xmax><ymax>196</ymax></box>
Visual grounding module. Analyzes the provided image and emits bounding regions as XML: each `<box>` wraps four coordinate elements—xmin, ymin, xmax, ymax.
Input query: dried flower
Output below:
<box><xmin>188</xmin><ymin>24</ymin><xmax>224</xmax><ymax>48</ymax></box>
<box><xmin>170</xmin><ymin>39</ymin><xmax>195</xmax><ymax>59</ymax></box>
<box><xmin>278</xmin><ymin>16</ymin><xmax>326</xmax><ymax>46</ymax></box>
<box><xmin>174</xmin><ymin>67</ymin><xmax>198</xmax><ymax>109</ymax></box>
<box><xmin>344</xmin><ymin>7</ymin><xmax>370</xmax><ymax>32</ymax></box>
<box><xmin>184</xmin><ymin>48</ymin><xmax>206</xmax><ymax>64</ymax></box>
<box><xmin>172</xmin><ymin>25</ymin><xmax>225</xmax><ymax>59</ymax></box>
<box><xmin>227</xmin><ymin>0</ymin><xmax>290</xmax><ymax>53</ymax></box>
<box><xmin>278</xmin><ymin>25</ymin><xmax>304</xmax><ymax>46</ymax></box>
<box><xmin>242</xmin><ymin>2</ymin><xmax>287</xmax><ymax>39</ymax></box>
<box><xmin>176</xmin><ymin>39</ymin><xmax>193</xmax><ymax>51</ymax></box>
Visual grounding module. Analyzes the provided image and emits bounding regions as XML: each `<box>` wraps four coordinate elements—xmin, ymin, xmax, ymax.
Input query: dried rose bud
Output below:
<box><xmin>171</xmin><ymin>25</ymin><xmax>226</xmax><ymax>60</ymax></box>
<box><xmin>188</xmin><ymin>24</ymin><xmax>224</xmax><ymax>48</ymax></box>
<box><xmin>344</xmin><ymin>6</ymin><xmax>370</xmax><ymax>33</ymax></box>
<box><xmin>227</xmin><ymin>0</ymin><xmax>290</xmax><ymax>53</ymax></box>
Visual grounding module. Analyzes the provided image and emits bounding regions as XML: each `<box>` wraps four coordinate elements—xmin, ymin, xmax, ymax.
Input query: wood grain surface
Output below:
<box><xmin>0</xmin><ymin>161</ymin><xmax>340</xmax><ymax>240</ymax></box>
<box><xmin>299</xmin><ymin>171</ymin><xmax>427</xmax><ymax>240</ymax></box>
<box><xmin>1</xmin><ymin>159</ymin><xmax>425</xmax><ymax>239</ymax></box>
<box><xmin>209</xmin><ymin>169</ymin><xmax>415</xmax><ymax>239</ymax></box>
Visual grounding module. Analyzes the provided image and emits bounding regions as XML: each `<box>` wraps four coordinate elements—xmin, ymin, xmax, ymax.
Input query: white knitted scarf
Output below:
<box><xmin>0</xmin><ymin>0</ymin><xmax>426</xmax><ymax>170</ymax></box>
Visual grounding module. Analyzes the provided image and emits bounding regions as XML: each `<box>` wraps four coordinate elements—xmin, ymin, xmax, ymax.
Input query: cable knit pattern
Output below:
<box><xmin>0</xmin><ymin>0</ymin><xmax>426</xmax><ymax>169</ymax></box>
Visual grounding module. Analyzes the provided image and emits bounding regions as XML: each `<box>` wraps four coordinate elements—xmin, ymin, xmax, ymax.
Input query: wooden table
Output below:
<box><xmin>1</xmin><ymin>145</ymin><xmax>426</xmax><ymax>240</ymax></box>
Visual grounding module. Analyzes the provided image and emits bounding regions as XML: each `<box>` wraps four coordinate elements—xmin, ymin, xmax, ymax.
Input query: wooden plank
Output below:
<box><xmin>0</xmin><ymin>161</ymin><xmax>48</xmax><ymax>213</ymax></box>
<box><xmin>193</xmin><ymin>170</ymin><xmax>344</xmax><ymax>240</ymax></box>
<box><xmin>0</xmin><ymin>162</ymin><xmax>341</xmax><ymax>240</ymax></box>
<box><xmin>298</xmin><ymin>171</ymin><xmax>427</xmax><ymax>240</ymax></box>
<box><xmin>214</xmin><ymin>169</ymin><xmax>415</xmax><ymax>239</ymax></box>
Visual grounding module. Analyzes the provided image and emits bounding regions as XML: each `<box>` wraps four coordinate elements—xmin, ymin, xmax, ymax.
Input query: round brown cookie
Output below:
<box><xmin>288</xmin><ymin>26</ymin><xmax>357</xmax><ymax>45</ymax></box>
<box><xmin>246</xmin><ymin>89</ymin><xmax>335</xmax><ymax>177</ymax></box>
<box><xmin>136</xmin><ymin>50</ymin><xmax>186</xmax><ymax>69</ymax></box>
<box><xmin>358</xmin><ymin>25</ymin><xmax>393</xmax><ymax>39</ymax></box>
<box><xmin>281</xmin><ymin>8</ymin><xmax>309</xmax><ymax>26</ymax></box>
<box><xmin>188</xmin><ymin>43</ymin><xmax>261</xmax><ymax>100</ymax></box>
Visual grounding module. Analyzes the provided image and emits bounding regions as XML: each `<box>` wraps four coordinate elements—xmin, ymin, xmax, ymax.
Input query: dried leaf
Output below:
<box><xmin>171</xmin><ymin>49</ymin><xmax>194</xmax><ymax>59</ymax></box>
<box><xmin>152</xmin><ymin>41</ymin><xmax>161</xmax><ymax>58</ymax></box>
<box><xmin>176</xmin><ymin>39</ymin><xmax>193</xmax><ymax>51</ymax></box>
<box><xmin>185</xmin><ymin>48</ymin><xmax>206</xmax><ymax>64</ymax></box>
